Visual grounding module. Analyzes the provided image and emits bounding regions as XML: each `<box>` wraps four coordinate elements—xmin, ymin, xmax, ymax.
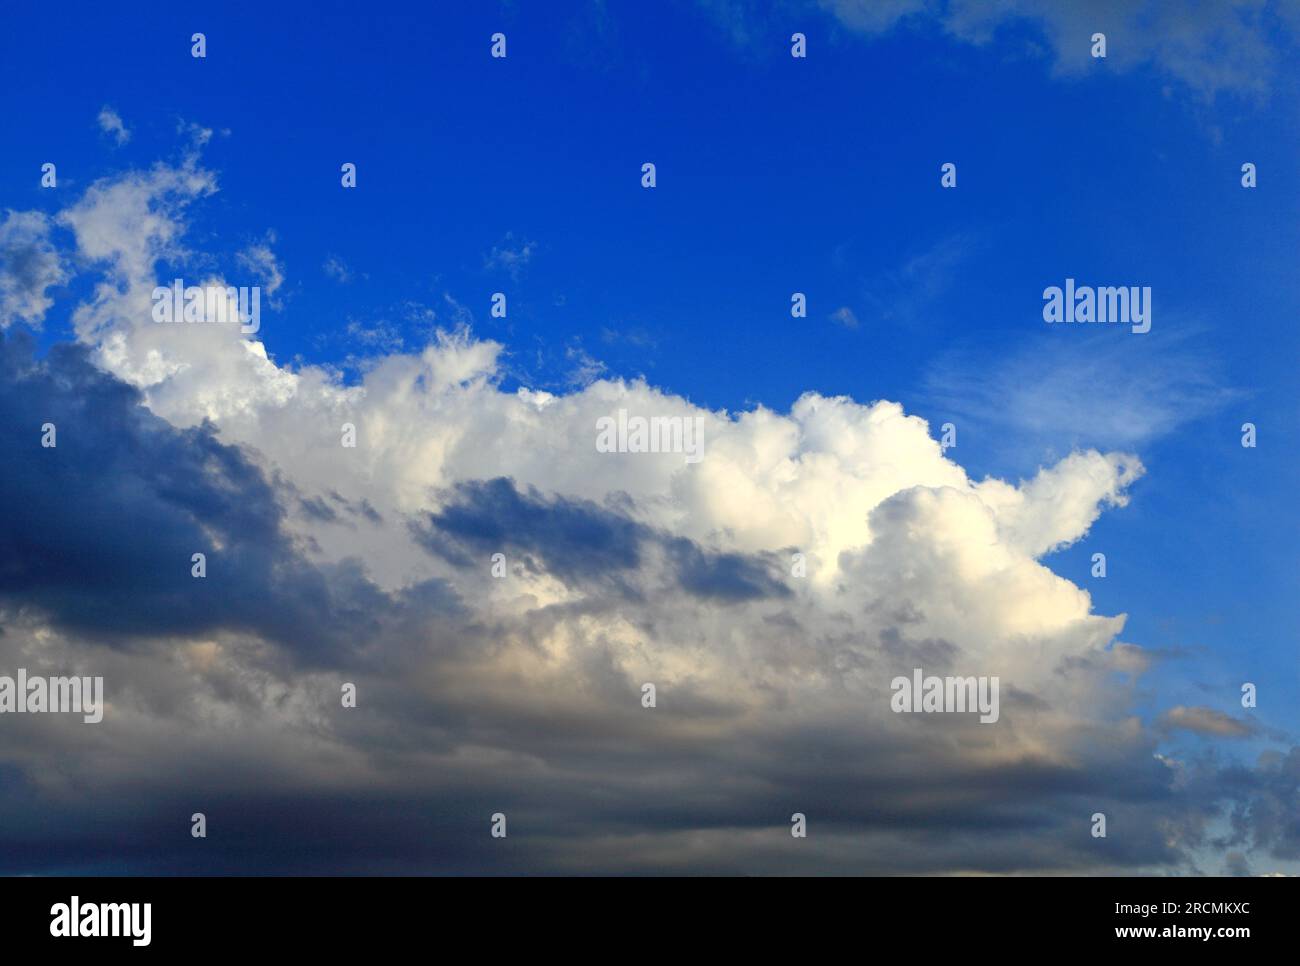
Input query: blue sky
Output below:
<box><xmin>1</xmin><ymin>1</ymin><xmax>1298</xmax><ymax>874</ymax></box>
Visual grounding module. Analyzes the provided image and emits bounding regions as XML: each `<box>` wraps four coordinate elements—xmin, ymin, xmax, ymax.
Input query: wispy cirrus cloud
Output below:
<box><xmin>920</xmin><ymin>327</ymin><xmax>1242</xmax><ymax>458</ymax></box>
<box><xmin>323</xmin><ymin>254</ymin><xmax>353</xmax><ymax>283</ymax></box>
<box><xmin>484</xmin><ymin>231</ymin><xmax>537</xmax><ymax>280</ymax></box>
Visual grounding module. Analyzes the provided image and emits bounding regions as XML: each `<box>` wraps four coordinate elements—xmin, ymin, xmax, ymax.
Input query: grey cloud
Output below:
<box><xmin>1159</xmin><ymin>705</ymin><xmax>1257</xmax><ymax>738</ymax></box>
<box><xmin>0</xmin><ymin>211</ymin><xmax>68</xmax><ymax>328</ymax></box>
<box><xmin>414</xmin><ymin>476</ymin><xmax>790</xmax><ymax>603</ymax></box>
<box><xmin>0</xmin><ymin>331</ymin><xmax>408</xmax><ymax>666</ymax></box>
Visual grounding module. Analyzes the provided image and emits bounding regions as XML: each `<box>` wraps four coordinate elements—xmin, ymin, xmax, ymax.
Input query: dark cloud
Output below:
<box><xmin>298</xmin><ymin>494</ymin><xmax>340</xmax><ymax>523</ymax></box>
<box><xmin>0</xmin><ymin>331</ymin><xmax>404</xmax><ymax>666</ymax></box>
<box><xmin>663</xmin><ymin>537</ymin><xmax>789</xmax><ymax>602</ymax></box>
<box><xmin>417</xmin><ymin>477</ymin><xmax>645</xmax><ymax>581</ymax></box>
<box><xmin>415</xmin><ymin>477</ymin><xmax>790</xmax><ymax>603</ymax></box>
<box><xmin>1219</xmin><ymin>747</ymin><xmax>1300</xmax><ymax>860</ymax></box>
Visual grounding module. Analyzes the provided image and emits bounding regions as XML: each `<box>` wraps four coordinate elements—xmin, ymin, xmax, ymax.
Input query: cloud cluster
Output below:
<box><xmin>0</xmin><ymin>147</ymin><xmax>1291</xmax><ymax>874</ymax></box>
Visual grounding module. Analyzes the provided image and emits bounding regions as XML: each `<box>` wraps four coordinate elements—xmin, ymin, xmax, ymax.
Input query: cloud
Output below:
<box><xmin>564</xmin><ymin>344</ymin><xmax>607</xmax><ymax>386</ymax></box>
<box><xmin>1224</xmin><ymin>748</ymin><xmax>1300</xmax><ymax>860</ymax></box>
<box><xmin>1225</xmin><ymin>851</ymin><xmax>1252</xmax><ymax>876</ymax></box>
<box><xmin>414</xmin><ymin>477</ymin><xmax>790</xmax><ymax>602</ymax></box>
<box><xmin>0</xmin><ymin>211</ymin><xmax>68</xmax><ymax>328</ymax></box>
<box><xmin>0</xmin><ymin>330</ymin><xmax>398</xmax><ymax>665</ymax></box>
<box><xmin>974</xmin><ymin>450</ymin><xmax>1143</xmax><ymax>557</ymax></box>
<box><xmin>1159</xmin><ymin>705</ymin><xmax>1257</xmax><ymax>738</ymax></box>
<box><xmin>97</xmin><ymin>105</ymin><xmax>130</xmax><ymax>145</ymax></box>
<box><xmin>818</xmin><ymin>0</ymin><xmax>1300</xmax><ymax>100</ymax></box>
<box><xmin>921</xmin><ymin>329</ymin><xmax>1240</xmax><ymax>457</ymax></box>
<box><xmin>0</xmin><ymin>143</ymin><xmax>1290</xmax><ymax>875</ymax></box>
<box><xmin>483</xmin><ymin>232</ymin><xmax>537</xmax><ymax>280</ymax></box>
<box><xmin>55</xmin><ymin>151</ymin><xmax>216</xmax><ymax>337</ymax></box>
<box><xmin>323</xmin><ymin>254</ymin><xmax>353</xmax><ymax>283</ymax></box>
<box><xmin>237</xmin><ymin>232</ymin><xmax>285</xmax><ymax>302</ymax></box>
<box><xmin>415</xmin><ymin>477</ymin><xmax>648</xmax><ymax>583</ymax></box>
<box><xmin>829</xmin><ymin>305</ymin><xmax>859</xmax><ymax>328</ymax></box>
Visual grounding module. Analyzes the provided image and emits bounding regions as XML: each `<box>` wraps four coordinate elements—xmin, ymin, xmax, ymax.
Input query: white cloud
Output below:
<box><xmin>97</xmin><ymin>105</ymin><xmax>131</xmax><ymax>145</ymax></box>
<box><xmin>54</xmin><ymin>161</ymin><xmax>1145</xmax><ymax>698</ymax></box>
<box><xmin>975</xmin><ymin>450</ymin><xmax>1143</xmax><ymax>558</ymax></box>
<box><xmin>237</xmin><ymin>232</ymin><xmax>285</xmax><ymax>302</ymax></box>
<box><xmin>51</xmin><ymin>154</ymin><xmax>1143</xmax><ymax>638</ymax></box>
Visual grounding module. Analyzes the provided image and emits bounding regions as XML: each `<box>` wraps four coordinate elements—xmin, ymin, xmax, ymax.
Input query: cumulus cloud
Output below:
<box><xmin>0</xmin><ymin>143</ymin><xmax>1290</xmax><ymax>874</ymax></box>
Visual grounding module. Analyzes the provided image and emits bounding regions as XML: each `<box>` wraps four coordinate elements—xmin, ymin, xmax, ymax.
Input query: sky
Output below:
<box><xmin>1</xmin><ymin>0</ymin><xmax>1298</xmax><ymax>875</ymax></box>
